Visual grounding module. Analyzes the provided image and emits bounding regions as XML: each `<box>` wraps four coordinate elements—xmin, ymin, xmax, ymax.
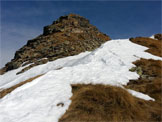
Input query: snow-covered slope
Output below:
<box><xmin>0</xmin><ymin>39</ymin><xmax>161</xmax><ymax>122</ymax></box>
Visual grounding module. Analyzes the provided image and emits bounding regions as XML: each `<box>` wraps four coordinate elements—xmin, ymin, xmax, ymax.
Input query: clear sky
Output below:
<box><xmin>0</xmin><ymin>1</ymin><xmax>161</xmax><ymax>68</ymax></box>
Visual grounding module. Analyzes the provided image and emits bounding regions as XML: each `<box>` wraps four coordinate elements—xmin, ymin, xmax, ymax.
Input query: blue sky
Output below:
<box><xmin>0</xmin><ymin>1</ymin><xmax>161</xmax><ymax>68</ymax></box>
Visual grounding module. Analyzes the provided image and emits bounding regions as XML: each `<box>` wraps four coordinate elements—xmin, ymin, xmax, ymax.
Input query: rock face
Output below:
<box><xmin>0</xmin><ymin>14</ymin><xmax>110</xmax><ymax>74</ymax></box>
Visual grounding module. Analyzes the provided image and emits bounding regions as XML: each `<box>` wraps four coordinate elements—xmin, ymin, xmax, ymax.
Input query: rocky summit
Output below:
<box><xmin>0</xmin><ymin>14</ymin><xmax>110</xmax><ymax>74</ymax></box>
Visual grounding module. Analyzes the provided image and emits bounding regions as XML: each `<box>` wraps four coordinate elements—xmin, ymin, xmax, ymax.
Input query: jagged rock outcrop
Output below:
<box><xmin>154</xmin><ymin>33</ymin><xmax>162</xmax><ymax>40</ymax></box>
<box><xmin>0</xmin><ymin>14</ymin><xmax>110</xmax><ymax>74</ymax></box>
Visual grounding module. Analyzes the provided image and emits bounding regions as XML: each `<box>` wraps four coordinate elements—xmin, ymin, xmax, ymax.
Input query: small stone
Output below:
<box><xmin>64</xmin><ymin>40</ymin><xmax>70</xmax><ymax>45</ymax></box>
<box><xmin>57</xmin><ymin>103</ymin><xmax>64</xmax><ymax>107</ymax></box>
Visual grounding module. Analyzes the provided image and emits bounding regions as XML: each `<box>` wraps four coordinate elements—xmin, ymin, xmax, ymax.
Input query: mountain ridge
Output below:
<box><xmin>0</xmin><ymin>14</ymin><xmax>110</xmax><ymax>75</ymax></box>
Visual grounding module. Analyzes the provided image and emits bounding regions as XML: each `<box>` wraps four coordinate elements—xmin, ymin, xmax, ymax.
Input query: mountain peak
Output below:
<box><xmin>43</xmin><ymin>14</ymin><xmax>92</xmax><ymax>35</ymax></box>
<box><xmin>52</xmin><ymin>13</ymin><xmax>89</xmax><ymax>25</ymax></box>
<box><xmin>0</xmin><ymin>14</ymin><xmax>110</xmax><ymax>74</ymax></box>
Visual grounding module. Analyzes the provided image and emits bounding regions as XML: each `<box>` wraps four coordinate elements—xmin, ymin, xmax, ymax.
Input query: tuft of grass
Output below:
<box><xmin>59</xmin><ymin>84</ymin><xmax>160</xmax><ymax>122</ymax></box>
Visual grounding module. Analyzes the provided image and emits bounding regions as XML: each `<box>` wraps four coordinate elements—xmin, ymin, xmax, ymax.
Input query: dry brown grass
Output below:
<box><xmin>0</xmin><ymin>67</ymin><xmax>7</xmax><ymax>75</ymax></box>
<box><xmin>125</xmin><ymin>37</ymin><xmax>162</xmax><ymax>122</ymax></box>
<box><xmin>126</xmin><ymin>58</ymin><xmax>162</xmax><ymax>119</ymax></box>
<box><xmin>128</xmin><ymin>36</ymin><xmax>162</xmax><ymax>102</ymax></box>
<box><xmin>130</xmin><ymin>37</ymin><xmax>162</xmax><ymax>57</ymax></box>
<box><xmin>60</xmin><ymin>84</ymin><xmax>161</xmax><ymax>122</ymax></box>
<box><xmin>126</xmin><ymin>37</ymin><xmax>162</xmax><ymax>102</ymax></box>
<box><xmin>0</xmin><ymin>74</ymin><xmax>42</xmax><ymax>98</ymax></box>
<box><xmin>134</xmin><ymin>59</ymin><xmax>162</xmax><ymax>78</ymax></box>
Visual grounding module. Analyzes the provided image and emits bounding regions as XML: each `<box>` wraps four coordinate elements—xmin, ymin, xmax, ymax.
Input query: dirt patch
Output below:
<box><xmin>0</xmin><ymin>74</ymin><xmax>43</xmax><ymax>98</ymax></box>
<box><xmin>60</xmin><ymin>84</ymin><xmax>161</xmax><ymax>122</ymax></box>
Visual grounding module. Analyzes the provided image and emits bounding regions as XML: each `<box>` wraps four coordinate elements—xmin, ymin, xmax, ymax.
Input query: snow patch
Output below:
<box><xmin>0</xmin><ymin>52</ymin><xmax>90</xmax><ymax>90</ymax></box>
<box><xmin>127</xmin><ymin>89</ymin><xmax>155</xmax><ymax>101</ymax></box>
<box><xmin>150</xmin><ymin>35</ymin><xmax>158</xmax><ymax>40</ymax></box>
<box><xmin>150</xmin><ymin>35</ymin><xmax>155</xmax><ymax>39</ymax></box>
<box><xmin>0</xmin><ymin>73</ymin><xmax>72</xmax><ymax>122</ymax></box>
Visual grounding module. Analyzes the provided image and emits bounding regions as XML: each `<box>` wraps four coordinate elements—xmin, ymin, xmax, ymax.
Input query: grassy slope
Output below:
<box><xmin>60</xmin><ymin>84</ymin><xmax>156</xmax><ymax>122</ymax></box>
